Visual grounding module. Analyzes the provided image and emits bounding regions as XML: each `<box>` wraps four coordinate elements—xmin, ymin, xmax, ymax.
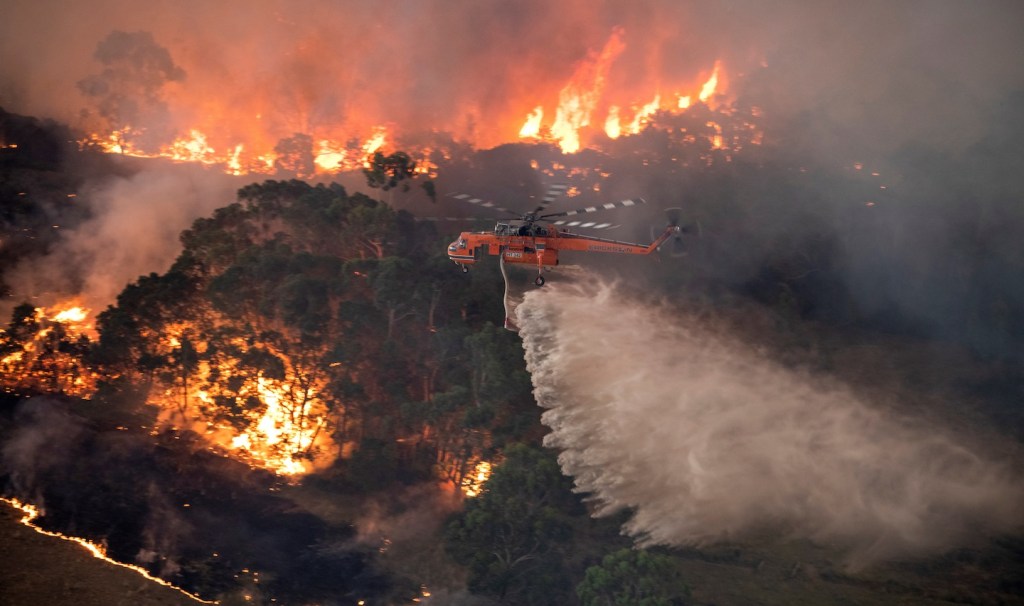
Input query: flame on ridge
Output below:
<box><xmin>83</xmin><ymin>126</ymin><xmax>393</xmax><ymax>177</ymax></box>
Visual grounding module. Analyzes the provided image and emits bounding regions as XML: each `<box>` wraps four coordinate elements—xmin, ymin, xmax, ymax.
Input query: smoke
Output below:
<box><xmin>76</xmin><ymin>30</ymin><xmax>186</xmax><ymax>148</ymax></box>
<box><xmin>2</xmin><ymin>0</ymin><xmax>1022</xmax><ymax>340</ymax></box>
<box><xmin>3</xmin><ymin>0</ymin><xmax>1018</xmax><ymax>154</ymax></box>
<box><xmin>1</xmin><ymin>397</ymin><xmax>87</xmax><ymax>505</ymax></box>
<box><xmin>5</xmin><ymin>164</ymin><xmax>239</xmax><ymax>314</ymax></box>
<box><xmin>517</xmin><ymin>277</ymin><xmax>1024</xmax><ymax>568</ymax></box>
<box><xmin>352</xmin><ymin>483</ymin><xmax>462</xmax><ymax>548</ymax></box>
<box><xmin>0</xmin><ymin>1</ymin><xmax>719</xmax><ymax>145</ymax></box>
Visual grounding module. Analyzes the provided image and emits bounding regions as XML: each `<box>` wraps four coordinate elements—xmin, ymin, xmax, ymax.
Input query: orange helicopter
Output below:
<box><xmin>445</xmin><ymin>184</ymin><xmax>683</xmax><ymax>287</ymax></box>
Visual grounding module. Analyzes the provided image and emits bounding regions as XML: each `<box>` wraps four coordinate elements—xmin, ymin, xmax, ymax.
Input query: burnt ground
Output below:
<box><xmin>0</xmin><ymin>500</ymin><xmax>202</xmax><ymax>606</ymax></box>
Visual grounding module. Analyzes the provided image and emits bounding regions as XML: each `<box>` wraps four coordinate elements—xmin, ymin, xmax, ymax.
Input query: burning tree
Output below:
<box><xmin>1</xmin><ymin>302</ymin><xmax>96</xmax><ymax>397</ymax></box>
<box><xmin>77</xmin><ymin>31</ymin><xmax>186</xmax><ymax>154</ymax></box>
<box><xmin>87</xmin><ymin>178</ymin><xmax>526</xmax><ymax>485</ymax></box>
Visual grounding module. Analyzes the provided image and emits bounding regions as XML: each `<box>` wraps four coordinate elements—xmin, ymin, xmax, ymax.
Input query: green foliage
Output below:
<box><xmin>84</xmin><ymin>178</ymin><xmax>539</xmax><ymax>489</ymax></box>
<box><xmin>445</xmin><ymin>444</ymin><xmax>581</xmax><ymax>605</ymax></box>
<box><xmin>346</xmin><ymin>437</ymin><xmax>400</xmax><ymax>491</ymax></box>
<box><xmin>577</xmin><ymin>549</ymin><xmax>690</xmax><ymax>606</ymax></box>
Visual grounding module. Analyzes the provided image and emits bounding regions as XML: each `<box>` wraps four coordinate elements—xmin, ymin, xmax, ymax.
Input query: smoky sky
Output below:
<box><xmin>518</xmin><ymin>277</ymin><xmax>1024</xmax><ymax>569</ymax></box>
<box><xmin>2</xmin><ymin>1</ymin><xmax>1021</xmax><ymax>154</ymax></box>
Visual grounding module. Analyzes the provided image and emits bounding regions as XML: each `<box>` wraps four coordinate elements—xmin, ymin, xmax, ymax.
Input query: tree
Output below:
<box><xmin>365</xmin><ymin>256</ymin><xmax>420</xmax><ymax>339</ymax></box>
<box><xmin>76</xmin><ymin>30</ymin><xmax>185</xmax><ymax>151</ymax></box>
<box><xmin>273</xmin><ymin>133</ymin><xmax>316</xmax><ymax>178</ymax></box>
<box><xmin>445</xmin><ymin>443</ymin><xmax>581</xmax><ymax>605</ymax></box>
<box><xmin>576</xmin><ymin>549</ymin><xmax>690</xmax><ymax>606</ymax></box>
<box><xmin>164</xmin><ymin>330</ymin><xmax>199</xmax><ymax>423</ymax></box>
<box><xmin>363</xmin><ymin>151</ymin><xmax>417</xmax><ymax>192</ymax></box>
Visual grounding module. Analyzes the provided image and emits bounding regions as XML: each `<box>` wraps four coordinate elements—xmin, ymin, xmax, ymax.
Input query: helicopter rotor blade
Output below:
<box><xmin>417</xmin><ymin>216</ymin><xmax>504</xmax><ymax>224</ymax></box>
<box><xmin>531</xmin><ymin>183</ymin><xmax>569</xmax><ymax>215</ymax></box>
<box><xmin>650</xmin><ymin>209</ymin><xmax>698</xmax><ymax>257</ymax></box>
<box><xmin>448</xmin><ymin>193</ymin><xmax>520</xmax><ymax>218</ymax></box>
<box><xmin>550</xmin><ymin>220</ymin><xmax>620</xmax><ymax>230</ymax></box>
<box><xmin>540</xmin><ymin>197</ymin><xmax>646</xmax><ymax>220</ymax></box>
<box><xmin>664</xmin><ymin>206</ymin><xmax>683</xmax><ymax>227</ymax></box>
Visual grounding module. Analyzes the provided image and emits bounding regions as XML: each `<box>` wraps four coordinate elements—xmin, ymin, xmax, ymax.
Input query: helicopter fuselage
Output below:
<box><xmin>447</xmin><ymin>222</ymin><xmax>679</xmax><ymax>273</ymax></box>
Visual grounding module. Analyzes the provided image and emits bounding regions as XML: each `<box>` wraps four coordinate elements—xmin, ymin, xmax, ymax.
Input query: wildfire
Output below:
<box><xmin>518</xmin><ymin>31</ymin><xmax>734</xmax><ymax>153</ymax></box>
<box><xmin>70</xmin><ymin>24</ymin><xmax>757</xmax><ymax>176</ymax></box>
<box><xmin>698</xmin><ymin>61</ymin><xmax>721</xmax><ymax>104</ymax></box>
<box><xmin>361</xmin><ymin>126</ymin><xmax>388</xmax><ymax>160</ymax></box>
<box><xmin>314</xmin><ymin>139</ymin><xmax>347</xmax><ymax>172</ymax></box>
<box><xmin>83</xmin><ymin>124</ymin><xmax>400</xmax><ymax>177</ymax></box>
<box><xmin>519</xmin><ymin>106</ymin><xmax>544</xmax><ymax>138</ymax></box>
<box><xmin>546</xmin><ymin>26</ymin><xmax>627</xmax><ymax>154</ymax></box>
<box><xmin>149</xmin><ymin>320</ymin><xmax>341</xmax><ymax>478</ymax></box>
<box><xmin>227</xmin><ymin>376</ymin><xmax>329</xmax><ymax>476</ymax></box>
<box><xmin>0</xmin><ymin>496</ymin><xmax>216</xmax><ymax>604</ymax></box>
<box><xmin>461</xmin><ymin>460</ymin><xmax>493</xmax><ymax>498</ymax></box>
<box><xmin>51</xmin><ymin>305</ymin><xmax>89</xmax><ymax>325</ymax></box>
<box><xmin>1</xmin><ymin>300</ymin><xmax>97</xmax><ymax>396</ymax></box>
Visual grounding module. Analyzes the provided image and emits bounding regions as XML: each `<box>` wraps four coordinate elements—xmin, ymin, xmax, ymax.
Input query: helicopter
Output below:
<box><xmin>445</xmin><ymin>184</ymin><xmax>683</xmax><ymax>287</ymax></box>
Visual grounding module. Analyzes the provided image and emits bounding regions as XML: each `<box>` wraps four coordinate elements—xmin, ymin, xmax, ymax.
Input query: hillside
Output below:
<box><xmin>0</xmin><ymin>499</ymin><xmax>201</xmax><ymax>606</ymax></box>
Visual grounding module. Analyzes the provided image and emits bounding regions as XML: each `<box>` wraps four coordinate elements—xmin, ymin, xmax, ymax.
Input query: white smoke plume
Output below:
<box><xmin>517</xmin><ymin>277</ymin><xmax>1024</xmax><ymax>568</ymax></box>
<box><xmin>5</xmin><ymin>164</ymin><xmax>239</xmax><ymax>314</ymax></box>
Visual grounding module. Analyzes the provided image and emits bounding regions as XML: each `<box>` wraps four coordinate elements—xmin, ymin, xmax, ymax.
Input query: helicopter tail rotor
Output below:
<box><xmin>665</xmin><ymin>206</ymin><xmax>682</xmax><ymax>228</ymax></box>
<box><xmin>655</xmin><ymin>207</ymin><xmax>695</xmax><ymax>257</ymax></box>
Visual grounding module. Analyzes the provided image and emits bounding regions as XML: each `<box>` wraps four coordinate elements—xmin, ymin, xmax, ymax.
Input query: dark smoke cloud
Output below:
<box><xmin>518</xmin><ymin>278</ymin><xmax>1024</xmax><ymax>569</ymax></box>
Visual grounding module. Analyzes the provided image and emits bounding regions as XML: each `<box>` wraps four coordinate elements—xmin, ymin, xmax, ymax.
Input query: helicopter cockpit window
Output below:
<box><xmin>458</xmin><ymin>238</ymin><xmax>467</xmax><ymax>249</ymax></box>
<box><xmin>494</xmin><ymin>223</ymin><xmax>510</xmax><ymax>236</ymax></box>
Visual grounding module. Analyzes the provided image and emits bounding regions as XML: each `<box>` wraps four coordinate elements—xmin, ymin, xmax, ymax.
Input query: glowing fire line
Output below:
<box><xmin>1</xmin><ymin>496</ymin><xmax>217</xmax><ymax>604</ymax></box>
<box><xmin>82</xmin><ymin>124</ymin><xmax>400</xmax><ymax>177</ymax></box>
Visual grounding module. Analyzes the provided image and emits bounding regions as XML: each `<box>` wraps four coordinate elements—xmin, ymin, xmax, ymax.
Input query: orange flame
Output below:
<box><xmin>519</xmin><ymin>106</ymin><xmax>544</xmax><ymax>138</ymax></box>
<box><xmin>51</xmin><ymin>305</ymin><xmax>89</xmax><ymax>324</ymax></box>
<box><xmin>699</xmin><ymin>61</ymin><xmax>721</xmax><ymax>105</ymax></box>
<box><xmin>227</xmin><ymin>376</ymin><xmax>329</xmax><ymax>476</ymax></box>
<box><xmin>76</xmin><ymin>25</ymin><xmax>750</xmax><ymax>174</ymax></box>
<box><xmin>461</xmin><ymin>460</ymin><xmax>493</xmax><ymax>498</ymax></box>
<box><xmin>548</xmin><ymin>27</ymin><xmax>626</xmax><ymax>153</ymax></box>
<box><xmin>519</xmin><ymin>31</ymin><xmax>734</xmax><ymax>152</ymax></box>
<box><xmin>1</xmin><ymin>300</ymin><xmax>98</xmax><ymax>396</ymax></box>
